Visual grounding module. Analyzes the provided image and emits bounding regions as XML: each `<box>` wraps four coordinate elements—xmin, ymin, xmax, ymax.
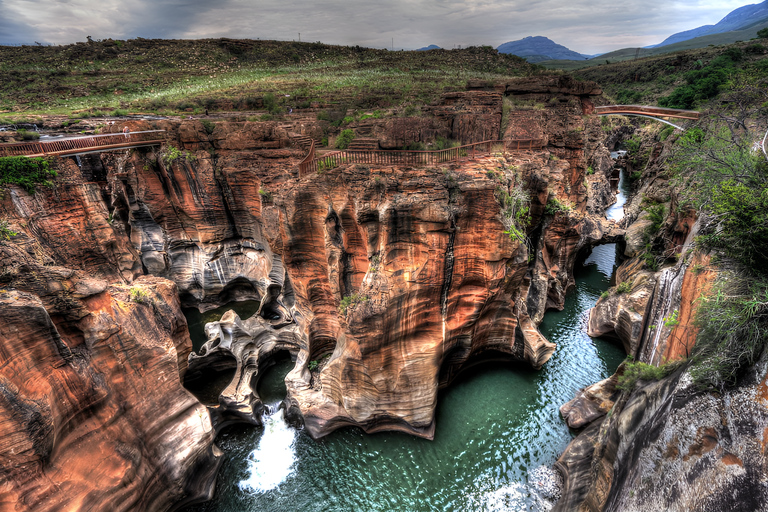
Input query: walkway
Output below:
<box><xmin>0</xmin><ymin>130</ymin><xmax>166</xmax><ymax>158</ymax></box>
<box><xmin>299</xmin><ymin>139</ymin><xmax>544</xmax><ymax>176</ymax></box>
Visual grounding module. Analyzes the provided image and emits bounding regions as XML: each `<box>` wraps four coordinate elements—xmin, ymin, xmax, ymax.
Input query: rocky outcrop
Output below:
<box><xmin>587</xmin><ymin>259</ymin><xmax>656</xmax><ymax>356</ymax></box>
<box><xmin>554</xmin><ymin>120</ymin><xmax>754</xmax><ymax>512</ymax></box>
<box><xmin>557</xmin><ymin>359</ymin><xmax>768</xmax><ymax>512</ymax></box>
<box><xmin>0</xmin><ymin>243</ymin><xmax>219</xmax><ymax>511</ymax></box>
<box><xmin>560</xmin><ymin>368</ymin><xmax>623</xmax><ymax>430</ymax></box>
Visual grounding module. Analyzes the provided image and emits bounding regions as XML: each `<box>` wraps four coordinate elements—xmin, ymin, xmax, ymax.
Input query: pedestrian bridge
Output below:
<box><xmin>594</xmin><ymin>105</ymin><xmax>699</xmax><ymax>130</ymax></box>
<box><xmin>0</xmin><ymin>130</ymin><xmax>166</xmax><ymax>158</ymax></box>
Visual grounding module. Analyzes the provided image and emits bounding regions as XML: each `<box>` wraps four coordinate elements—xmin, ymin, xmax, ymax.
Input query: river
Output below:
<box><xmin>183</xmin><ymin>176</ymin><xmax>628</xmax><ymax>512</ymax></box>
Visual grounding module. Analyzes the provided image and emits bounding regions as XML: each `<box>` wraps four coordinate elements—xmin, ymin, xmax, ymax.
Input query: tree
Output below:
<box><xmin>757</xmin><ymin>27</ymin><xmax>768</xmax><ymax>39</ymax></box>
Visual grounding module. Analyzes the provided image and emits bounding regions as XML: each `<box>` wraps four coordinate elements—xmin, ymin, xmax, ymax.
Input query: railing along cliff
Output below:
<box><xmin>0</xmin><ymin>130</ymin><xmax>166</xmax><ymax>158</ymax></box>
<box><xmin>298</xmin><ymin>138</ymin><xmax>316</xmax><ymax>171</ymax></box>
<box><xmin>299</xmin><ymin>139</ymin><xmax>543</xmax><ymax>176</ymax></box>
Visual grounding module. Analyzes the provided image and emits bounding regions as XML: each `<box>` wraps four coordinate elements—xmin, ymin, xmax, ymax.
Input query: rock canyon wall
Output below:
<box><xmin>553</xmin><ymin>125</ymin><xmax>768</xmax><ymax>512</ymax></box>
<box><xmin>0</xmin><ymin>76</ymin><xmax>625</xmax><ymax>510</ymax></box>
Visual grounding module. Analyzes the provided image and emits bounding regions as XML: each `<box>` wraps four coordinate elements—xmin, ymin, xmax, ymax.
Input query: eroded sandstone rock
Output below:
<box><xmin>0</xmin><ymin>247</ymin><xmax>219</xmax><ymax>511</ymax></box>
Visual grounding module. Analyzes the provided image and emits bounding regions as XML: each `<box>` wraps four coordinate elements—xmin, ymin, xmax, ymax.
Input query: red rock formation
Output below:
<box><xmin>0</xmin><ymin>80</ymin><xmax>616</xmax><ymax>506</ymax></box>
<box><xmin>0</xmin><ymin>243</ymin><xmax>219</xmax><ymax>511</ymax></box>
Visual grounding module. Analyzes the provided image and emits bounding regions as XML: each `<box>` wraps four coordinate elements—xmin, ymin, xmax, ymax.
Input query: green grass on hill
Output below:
<box><xmin>540</xmin><ymin>18</ymin><xmax>768</xmax><ymax>71</ymax></box>
<box><xmin>0</xmin><ymin>39</ymin><xmax>543</xmax><ymax>117</ymax></box>
<box><xmin>571</xmin><ymin>40</ymin><xmax>768</xmax><ymax>108</ymax></box>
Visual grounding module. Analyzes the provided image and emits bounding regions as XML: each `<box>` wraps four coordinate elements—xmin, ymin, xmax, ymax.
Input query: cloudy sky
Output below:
<box><xmin>0</xmin><ymin>0</ymin><xmax>751</xmax><ymax>54</ymax></box>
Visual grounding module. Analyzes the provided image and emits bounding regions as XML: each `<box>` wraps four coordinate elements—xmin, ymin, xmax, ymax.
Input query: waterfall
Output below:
<box><xmin>606</xmin><ymin>168</ymin><xmax>627</xmax><ymax>221</ymax></box>
<box><xmin>641</xmin><ymin>263</ymin><xmax>686</xmax><ymax>365</ymax></box>
<box><xmin>239</xmin><ymin>404</ymin><xmax>297</xmax><ymax>494</ymax></box>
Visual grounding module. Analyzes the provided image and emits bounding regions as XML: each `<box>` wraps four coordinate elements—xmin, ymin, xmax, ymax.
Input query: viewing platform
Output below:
<box><xmin>299</xmin><ymin>139</ymin><xmax>544</xmax><ymax>176</ymax></box>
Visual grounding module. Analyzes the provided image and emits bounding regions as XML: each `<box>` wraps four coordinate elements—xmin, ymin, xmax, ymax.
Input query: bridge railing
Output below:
<box><xmin>299</xmin><ymin>139</ymin><xmax>543</xmax><ymax>176</ymax></box>
<box><xmin>594</xmin><ymin>105</ymin><xmax>700</xmax><ymax>120</ymax></box>
<box><xmin>0</xmin><ymin>130</ymin><xmax>166</xmax><ymax>157</ymax></box>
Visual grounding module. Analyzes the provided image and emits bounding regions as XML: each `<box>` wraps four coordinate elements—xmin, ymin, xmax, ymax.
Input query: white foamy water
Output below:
<box><xmin>238</xmin><ymin>406</ymin><xmax>297</xmax><ymax>494</ymax></box>
<box><xmin>469</xmin><ymin>465</ymin><xmax>562</xmax><ymax>511</ymax></box>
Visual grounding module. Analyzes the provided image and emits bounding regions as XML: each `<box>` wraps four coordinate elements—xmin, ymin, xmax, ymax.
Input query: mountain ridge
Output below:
<box><xmin>497</xmin><ymin>36</ymin><xmax>588</xmax><ymax>62</ymax></box>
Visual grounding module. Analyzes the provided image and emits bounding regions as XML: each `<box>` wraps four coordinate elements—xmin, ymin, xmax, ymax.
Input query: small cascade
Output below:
<box><xmin>75</xmin><ymin>155</ymin><xmax>83</xmax><ymax>169</ymax></box>
<box><xmin>640</xmin><ymin>263</ymin><xmax>686</xmax><ymax>365</ymax></box>
<box><xmin>606</xmin><ymin>168</ymin><xmax>628</xmax><ymax>222</ymax></box>
<box><xmin>238</xmin><ymin>404</ymin><xmax>297</xmax><ymax>494</ymax></box>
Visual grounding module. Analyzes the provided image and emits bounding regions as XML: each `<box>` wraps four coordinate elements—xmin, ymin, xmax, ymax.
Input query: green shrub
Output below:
<box><xmin>129</xmin><ymin>287</ymin><xmax>150</xmax><ymax>304</ymax></box>
<box><xmin>162</xmin><ymin>145</ymin><xmax>195</xmax><ymax>165</ymax></box>
<box><xmin>112</xmin><ymin>108</ymin><xmax>128</xmax><ymax>116</ymax></box>
<box><xmin>587</xmin><ymin>166</ymin><xmax>595</xmax><ymax>175</ymax></box>
<box><xmin>600</xmin><ymin>290</ymin><xmax>610</xmax><ymax>299</ymax></box>
<box><xmin>201</xmin><ymin>119</ymin><xmax>215</xmax><ymax>135</ymax></box>
<box><xmin>658</xmin><ymin>50</ymin><xmax>742</xmax><ymax>109</ymax></box>
<box><xmin>617</xmin><ymin>359</ymin><xmax>674</xmax><ymax>391</ymax></box>
<box><xmin>625</xmin><ymin>136</ymin><xmax>641</xmax><ymax>153</ymax></box>
<box><xmin>433</xmin><ymin>136</ymin><xmax>459</xmax><ymax>150</ymax></box>
<box><xmin>403</xmin><ymin>141</ymin><xmax>425</xmax><ymax>150</ymax></box>
<box><xmin>690</xmin><ymin>275</ymin><xmax>768</xmax><ymax>390</ymax></box>
<box><xmin>544</xmin><ymin>197</ymin><xmax>571</xmax><ymax>215</ymax></box>
<box><xmin>339</xmin><ymin>292</ymin><xmax>368</xmax><ymax>314</ymax></box>
<box><xmin>0</xmin><ymin>219</ymin><xmax>17</xmax><ymax>240</ymax></box>
<box><xmin>262</xmin><ymin>93</ymin><xmax>278</xmax><ymax>113</ymax></box>
<box><xmin>496</xmin><ymin>186</ymin><xmax>530</xmax><ymax>244</ymax></box>
<box><xmin>616</xmin><ymin>281</ymin><xmax>632</xmax><ymax>294</ymax></box>
<box><xmin>0</xmin><ymin>156</ymin><xmax>57</xmax><ymax>193</ymax></box>
<box><xmin>16</xmin><ymin>129</ymin><xmax>40</xmax><ymax>140</ymax></box>
<box><xmin>258</xmin><ymin>187</ymin><xmax>273</xmax><ymax>201</ymax></box>
<box><xmin>659</xmin><ymin>126</ymin><xmax>675</xmax><ymax>141</ymax></box>
<box><xmin>758</xmin><ymin>27</ymin><xmax>768</xmax><ymax>39</ymax></box>
<box><xmin>663</xmin><ymin>309</ymin><xmax>679</xmax><ymax>327</ymax></box>
<box><xmin>308</xmin><ymin>360</ymin><xmax>319</xmax><ymax>371</ymax></box>
<box><xmin>645</xmin><ymin>204</ymin><xmax>666</xmax><ymax>234</ymax></box>
<box><xmin>336</xmin><ymin>129</ymin><xmax>355</xmax><ymax>150</ymax></box>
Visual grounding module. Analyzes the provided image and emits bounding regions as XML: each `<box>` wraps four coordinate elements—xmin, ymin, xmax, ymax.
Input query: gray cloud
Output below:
<box><xmin>0</xmin><ymin>0</ymin><xmax>749</xmax><ymax>54</ymax></box>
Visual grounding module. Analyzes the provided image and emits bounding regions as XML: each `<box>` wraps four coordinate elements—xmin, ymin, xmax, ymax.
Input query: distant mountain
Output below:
<box><xmin>497</xmin><ymin>36</ymin><xmax>588</xmax><ymax>63</ymax></box>
<box><xmin>416</xmin><ymin>45</ymin><xmax>441</xmax><ymax>51</ymax></box>
<box><xmin>656</xmin><ymin>0</ymin><xmax>768</xmax><ymax>46</ymax></box>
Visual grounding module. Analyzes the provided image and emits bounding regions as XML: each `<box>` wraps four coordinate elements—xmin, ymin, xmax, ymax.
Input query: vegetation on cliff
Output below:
<box><xmin>661</xmin><ymin>77</ymin><xmax>768</xmax><ymax>390</ymax></box>
<box><xmin>0</xmin><ymin>156</ymin><xmax>56</xmax><ymax>193</ymax></box>
<box><xmin>574</xmin><ymin>41</ymin><xmax>768</xmax><ymax>108</ymax></box>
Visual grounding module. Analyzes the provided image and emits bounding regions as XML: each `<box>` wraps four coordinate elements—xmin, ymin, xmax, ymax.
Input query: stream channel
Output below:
<box><xmin>184</xmin><ymin>170</ymin><xmax>629</xmax><ymax>511</ymax></box>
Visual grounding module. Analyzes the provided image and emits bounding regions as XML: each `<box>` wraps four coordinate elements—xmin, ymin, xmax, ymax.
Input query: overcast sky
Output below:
<box><xmin>0</xmin><ymin>0</ymin><xmax>751</xmax><ymax>54</ymax></box>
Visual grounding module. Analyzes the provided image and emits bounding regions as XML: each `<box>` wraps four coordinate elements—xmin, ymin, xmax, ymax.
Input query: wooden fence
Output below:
<box><xmin>299</xmin><ymin>139</ymin><xmax>543</xmax><ymax>176</ymax></box>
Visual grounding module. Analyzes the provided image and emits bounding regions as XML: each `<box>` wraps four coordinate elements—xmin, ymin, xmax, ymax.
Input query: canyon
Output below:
<box><xmin>1</xmin><ymin>70</ymin><xmax>766</xmax><ymax>512</ymax></box>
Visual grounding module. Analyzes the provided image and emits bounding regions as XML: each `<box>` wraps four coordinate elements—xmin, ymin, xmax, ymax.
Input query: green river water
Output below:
<box><xmin>184</xmin><ymin>172</ymin><xmax>628</xmax><ymax>511</ymax></box>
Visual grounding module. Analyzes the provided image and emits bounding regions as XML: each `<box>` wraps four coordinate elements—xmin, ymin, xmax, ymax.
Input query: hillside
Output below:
<box><xmin>570</xmin><ymin>39</ymin><xmax>768</xmax><ymax>108</ymax></box>
<box><xmin>540</xmin><ymin>17</ymin><xmax>768</xmax><ymax>70</ymax></box>
<box><xmin>656</xmin><ymin>0</ymin><xmax>768</xmax><ymax>46</ymax></box>
<box><xmin>0</xmin><ymin>39</ymin><xmax>541</xmax><ymax>118</ymax></box>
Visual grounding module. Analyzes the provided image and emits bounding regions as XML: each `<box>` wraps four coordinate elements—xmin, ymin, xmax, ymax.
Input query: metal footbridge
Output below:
<box><xmin>594</xmin><ymin>105</ymin><xmax>699</xmax><ymax>130</ymax></box>
<box><xmin>0</xmin><ymin>130</ymin><xmax>166</xmax><ymax>158</ymax></box>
